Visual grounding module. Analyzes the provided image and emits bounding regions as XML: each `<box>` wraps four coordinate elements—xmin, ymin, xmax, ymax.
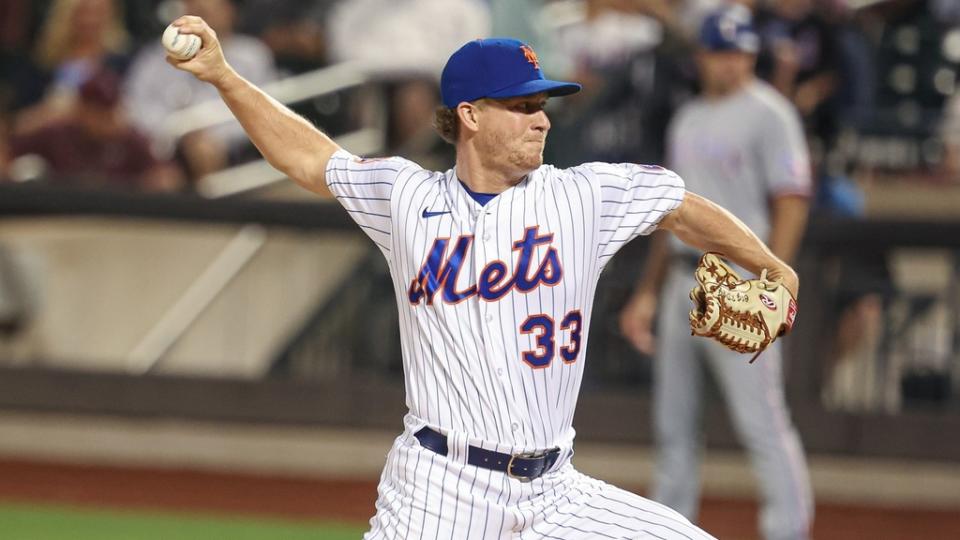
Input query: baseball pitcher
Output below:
<box><xmin>168</xmin><ymin>15</ymin><xmax>798</xmax><ymax>539</ymax></box>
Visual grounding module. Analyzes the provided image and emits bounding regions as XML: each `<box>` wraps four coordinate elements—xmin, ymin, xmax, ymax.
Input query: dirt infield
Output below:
<box><xmin>1</xmin><ymin>459</ymin><xmax>957</xmax><ymax>539</ymax></box>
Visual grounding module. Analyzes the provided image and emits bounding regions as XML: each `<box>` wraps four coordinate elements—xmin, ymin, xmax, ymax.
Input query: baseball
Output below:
<box><xmin>161</xmin><ymin>23</ymin><xmax>201</xmax><ymax>60</ymax></box>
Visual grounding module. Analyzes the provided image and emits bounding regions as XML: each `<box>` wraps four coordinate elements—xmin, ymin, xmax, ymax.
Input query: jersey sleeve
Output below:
<box><xmin>325</xmin><ymin>149</ymin><xmax>419</xmax><ymax>252</ymax></box>
<box><xmin>757</xmin><ymin>103</ymin><xmax>812</xmax><ymax>197</ymax></box>
<box><xmin>579</xmin><ymin>162</ymin><xmax>686</xmax><ymax>263</ymax></box>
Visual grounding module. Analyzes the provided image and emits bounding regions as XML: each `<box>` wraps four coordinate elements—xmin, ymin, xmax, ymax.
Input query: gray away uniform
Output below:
<box><xmin>655</xmin><ymin>80</ymin><xmax>814</xmax><ymax>540</ymax></box>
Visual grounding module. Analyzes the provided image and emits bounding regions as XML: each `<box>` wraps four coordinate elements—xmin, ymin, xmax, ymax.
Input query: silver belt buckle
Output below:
<box><xmin>507</xmin><ymin>450</ymin><xmax>549</xmax><ymax>483</ymax></box>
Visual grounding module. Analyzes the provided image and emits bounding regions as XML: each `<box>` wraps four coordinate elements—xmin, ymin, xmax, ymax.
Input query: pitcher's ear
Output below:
<box><xmin>457</xmin><ymin>101</ymin><xmax>482</xmax><ymax>133</ymax></box>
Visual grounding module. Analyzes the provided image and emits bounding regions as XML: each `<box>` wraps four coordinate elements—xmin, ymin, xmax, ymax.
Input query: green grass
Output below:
<box><xmin>0</xmin><ymin>502</ymin><xmax>366</xmax><ymax>540</ymax></box>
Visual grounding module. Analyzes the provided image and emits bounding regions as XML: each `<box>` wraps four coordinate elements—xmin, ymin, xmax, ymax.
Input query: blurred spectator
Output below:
<box><xmin>555</xmin><ymin>0</ymin><xmax>664</xmax><ymax>86</ymax></box>
<box><xmin>326</xmin><ymin>0</ymin><xmax>489</xmax><ymax>167</ymax></box>
<box><xmin>808</xmin><ymin>0</ymin><xmax>874</xmax><ymax>217</ymax></box>
<box><xmin>124</xmin><ymin>0</ymin><xmax>277</xmax><ymax>182</ymax></box>
<box><xmin>240</xmin><ymin>0</ymin><xmax>336</xmax><ymax>75</ymax></box>
<box><xmin>11</xmin><ymin>0</ymin><xmax>132</xmax><ymax>133</ymax></box>
<box><xmin>821</xmin><ymin>254</ymin><xmax>890</xmax><ymax>412</ymax></box>
<box><xmin>546</xmin><ymin>0</ymin><xmax>692</xmax><ymax>166</ymax></box>
<box><xmin>490</xmin><ymin>0</ymin><xmax>572</xmax><ymax>80</ymax></box>
<box><xmin>326</xmin><ymin>0</ymin><xmax>490</xmax><ymax>77</ymax></box>
<box><xmin>0</xmin><ymin>0</ymin><xmax>39</xmax><ymax>52</ymax></box>
<box><xmin>0</xmin><ymin>0</ymin><xmax>44</xmax><ymax>114</ymax></box>
<box><xmin>755</xmin><ymin>0</ymin><xmax>842</xmax><ymax>153</ymax></box>
<box><xmin>120</xmin><ymin>0</ymin><xmax>167</xmax><ymax>48</ymax></box>
<box><xmin>5</xmin><ymin>68</ymin><xmax>182</xmax><ymax>191</ymax></box>
<box><xmin>821</xmin><ymin>0</ymin><xmax>875</xmax><ymax>130</ymax></box>
<box><xmin>390</xmin><ymin>77</ymin><xmax>454</xmax><ymax>172</ymax></box>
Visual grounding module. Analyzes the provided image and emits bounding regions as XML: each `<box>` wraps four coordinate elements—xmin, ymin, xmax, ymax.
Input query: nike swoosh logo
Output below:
<box><xmin>422</xmin><ymin>209</ymin><xmax>451</xmax><ymax>218</ymax></box>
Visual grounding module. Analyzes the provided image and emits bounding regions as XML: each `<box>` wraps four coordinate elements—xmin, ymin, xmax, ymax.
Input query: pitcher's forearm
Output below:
<box><xmin>214</xmin><ymin>70</ymin><xmax>339</xmax><ymax>195</ymax></box>
<box><xmin>661</xmin><ymin>192</ymin><xmax>797</xmax><ymax>292</ymax></box>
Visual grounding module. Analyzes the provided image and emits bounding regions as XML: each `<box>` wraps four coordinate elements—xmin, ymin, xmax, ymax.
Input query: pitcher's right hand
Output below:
<box><xmin>166</xmin><ymin>16</ymin><xmax>234</xmax><ymax>88</ymax></box>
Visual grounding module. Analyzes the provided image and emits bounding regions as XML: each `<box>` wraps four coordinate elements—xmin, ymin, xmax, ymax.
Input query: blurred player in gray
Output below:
<box><xmin>620</xmin><ymin>6</ymin><xmax>814</xmax><ymax>540</ymax></box>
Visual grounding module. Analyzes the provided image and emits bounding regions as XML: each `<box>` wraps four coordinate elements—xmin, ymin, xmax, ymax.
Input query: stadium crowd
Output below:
<box><xmin>0</xmin><ymin>0</ymin><xmax>957</xmax><ymax>195</ymax></box>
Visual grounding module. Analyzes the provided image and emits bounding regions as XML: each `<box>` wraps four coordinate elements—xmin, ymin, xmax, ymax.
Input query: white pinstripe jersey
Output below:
<box><xmin>326</xmin><ymin>149</ymin><xmax>685</xmax><ymax>452</ymax></box>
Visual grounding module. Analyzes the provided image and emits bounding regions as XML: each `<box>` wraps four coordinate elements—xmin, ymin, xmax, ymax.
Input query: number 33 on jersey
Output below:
<box><xmin>407</xmin><ymin>225</ymin><xmax>581</xmax><ymax>369</ymax></box>
<box><xmin>325</xmin><ymin>150</ymin><xmax>684</xmax><ymax>450</ymax></box>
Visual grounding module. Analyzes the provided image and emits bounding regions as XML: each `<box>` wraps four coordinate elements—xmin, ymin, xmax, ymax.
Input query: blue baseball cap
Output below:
<box><xmin>440</xmin><ymin>38</ymin><xmax>581</xmax><ymax>109</ymax></box>
<box><xmin>699</xmin><ymin>5</ymin><xmax>760</xmax><ymax>54</ymax></box>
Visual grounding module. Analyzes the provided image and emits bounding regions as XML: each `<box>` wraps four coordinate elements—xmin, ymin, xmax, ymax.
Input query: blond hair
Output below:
<box><xmin>433</xmin><ymin>99</ymin><xmax>491</xmax><ymax>145</ymax></box>
<box><xmin>35</xmin><ymin>0</ymin><xmax>129</xmax><ymax>69</ymax></box>
<box><xmin>433</xmin><ymin>106</ymin><xmax>460</xmax><ymax>145</ymax></box>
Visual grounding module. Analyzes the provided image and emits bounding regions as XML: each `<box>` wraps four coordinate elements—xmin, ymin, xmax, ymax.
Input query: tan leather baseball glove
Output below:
<box><xmin>688</xmin><ymin>252</ymin><xmax>798</xmax><ymax>362</ymax></box>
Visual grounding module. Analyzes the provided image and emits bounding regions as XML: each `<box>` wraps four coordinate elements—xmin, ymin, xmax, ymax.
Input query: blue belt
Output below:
<box><xmin>414</xmin><ymin>426</ymin><xmax>561</xmax><ymax>483</ymax></box>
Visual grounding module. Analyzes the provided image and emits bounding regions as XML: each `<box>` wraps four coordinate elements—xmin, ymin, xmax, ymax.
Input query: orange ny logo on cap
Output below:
<box><xmin>520</xmin><ymin>45</ymin><xmax>540</xmax><ymax>69</ymax></box>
